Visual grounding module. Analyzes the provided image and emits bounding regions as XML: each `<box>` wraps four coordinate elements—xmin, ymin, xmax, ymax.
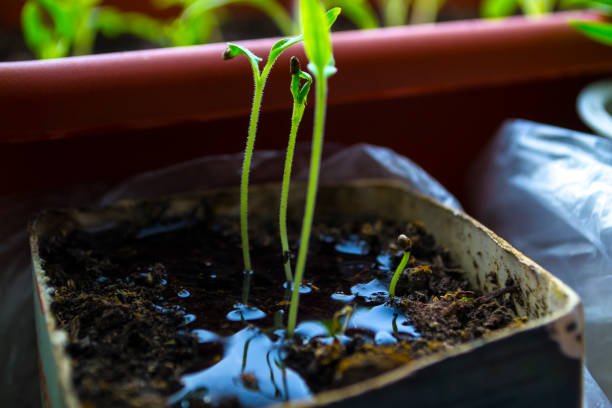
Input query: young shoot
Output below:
<box><xmin>287</xmin><ymin>0</ymin><xmax>339</xmax><ymax>338</ymax></box>
<box><xmin>223</xmin><ymin>7</ymin><xmax>340</xmax><ymax>277</ymax></box>
<box><xmin>389</xmin><ymin>234</ymin><xmax>412</xmax><ymax>297</ymax></box>
<box><xmin>280</xmin><ymin>56</ymin><xmax>313</xmax><ymax>283</ymax></box>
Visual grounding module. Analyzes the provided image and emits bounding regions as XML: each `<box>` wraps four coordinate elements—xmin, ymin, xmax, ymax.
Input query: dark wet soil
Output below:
<box><xmin>39</xmin><ymin>210</ymin><xmax>524</xmax><ymax>408</ymax></box>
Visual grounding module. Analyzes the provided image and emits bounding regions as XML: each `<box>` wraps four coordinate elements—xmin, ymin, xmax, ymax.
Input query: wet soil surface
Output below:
<box><xmin>39</xmin><ymin>211</ymin><xmax>524</xmax><ymax>408</ymax></box>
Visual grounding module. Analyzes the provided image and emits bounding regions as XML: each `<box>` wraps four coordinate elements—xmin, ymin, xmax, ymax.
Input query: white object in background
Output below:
<box><xmin>577</xmin><ymin>80</ymin><xmax>612</xmax><ymax>140</ymax></box>
<box><xmin>470</xmin><ymin>120</ymin><xmax>612</xmax><ymax>405</ymax></box>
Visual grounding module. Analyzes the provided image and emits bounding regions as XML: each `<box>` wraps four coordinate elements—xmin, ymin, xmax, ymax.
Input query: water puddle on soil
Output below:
<box><xmin>119</xmin><ymin>220</ymin><xmax>420</xmax><ymax>407</ymax></box>
<box><xmin>170</xmin><ymin>275</ymin><xmax>420</xmax><ymax>408</ymax></box>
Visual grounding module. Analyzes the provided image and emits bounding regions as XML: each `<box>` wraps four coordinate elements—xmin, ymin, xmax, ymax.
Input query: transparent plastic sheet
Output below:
<box><xmin>469</xmin><ymin>119</ymin><xmax>612</xmax><ymax>406</ymax></box>
<box><xmin>0</xmin><ymin>143</ymin><xmax>459</xmax><ymax>407</ymax></box>
<box><xmin>100</xmin><ymin>143</ymin><xmax>462</xmax><ymax>208</ymax></box>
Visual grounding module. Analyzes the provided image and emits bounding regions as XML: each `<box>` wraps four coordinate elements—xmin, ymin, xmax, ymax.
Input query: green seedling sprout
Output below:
<box><xmin>389</xmin><ymin>234</ymin><xmax>412</xmax><ymax>297</ymax></box>
<box><xmin>224</xmin><ymin>7</ymin><xmax>340</xmax><ymax>278</ymax></box>
<box><xmin>287</xmin><ymin>0</ymin><xmax>339</xmax><ymax>338</ymax></box>
<box><xmin>280</xmin><ymin>56</ymin><xmax>313</xmax><ymax>283</ymax></box>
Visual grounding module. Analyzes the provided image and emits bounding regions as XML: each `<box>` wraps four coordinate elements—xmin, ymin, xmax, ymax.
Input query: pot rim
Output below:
<box><xmin>3</xmin><ymin>10</ymin><xmax>611</xmax><ymax>143</ymax></box>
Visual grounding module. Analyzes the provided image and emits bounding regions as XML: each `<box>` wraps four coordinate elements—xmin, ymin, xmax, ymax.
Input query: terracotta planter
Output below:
<box><xmin>30</xmin><ymin>180</ymin><xmax>584</xmax><ymax>408</ymax></box>
<box><xmin>2</xmin><ymin>11</ymin><xmax>612</xmax><ymax>205</ymax></box>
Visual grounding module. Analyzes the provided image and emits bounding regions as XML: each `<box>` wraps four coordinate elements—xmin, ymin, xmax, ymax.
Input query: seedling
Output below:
<box><xmin>223</xmin><ymin>7</ymin><xmax>340</xmax><ymax>276</ymax></box>
<box><xmin>279</xmin><ymin>57</ymin><xmax>312</xmax><ymax>282</ymax></box>
<box><xmin>287</xmin><ymin>0</ymin><xmax>339</xmax><ymax>338</ymax></box>
<box><xmin>389</xmin><ymin>234</ymin><xmax>412</xmax><ymax>297</ymax></box>
<box><xmin>321</xmin><ymin>305</ymin><xmax>354</xmax><ymax>337</ymax></box>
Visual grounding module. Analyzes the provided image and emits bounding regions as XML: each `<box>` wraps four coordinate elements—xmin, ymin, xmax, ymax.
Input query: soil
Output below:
<box><xmin>39</xmin><ymin>208</ymin><xmax>524</xmax><ymax>408</ymax></box>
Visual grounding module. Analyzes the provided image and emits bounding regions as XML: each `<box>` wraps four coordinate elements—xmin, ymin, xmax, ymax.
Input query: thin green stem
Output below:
<box><xmin>389</xmin><ymin>250</ymin><xmax>411</xmax><ymax>297</ymax></box>
<box><xmin>240</xmin><ymin>79</ymin><xmax>263</xmax><ymax>274</ymax></box>
<box><xmin>287</xmin><ymin>77</ymin><xmax>327</xmax><ymax>338</ymax></box>
<box><xmin>410</xmin><ymin>0</ymin><xmax>444</xmax><ymax>24</ymax></box>
<box><xmin>380</xmin><ymin>0</ymin><xmax>408</xmax><ymax>26</ymax></box>
<box><xmin>241</xmin><ymin>270</ymin><xmax>253</xmax><ymax>305</ymax></box>
<box><xmin>279</xmin><ymin>101</ymin><xmax>306</xmax><ymax>283</ymax></box>
<box><xmin>240</xmin><ymin>61</ymin><xmax>273</xmax><ymax>274</ymax></box>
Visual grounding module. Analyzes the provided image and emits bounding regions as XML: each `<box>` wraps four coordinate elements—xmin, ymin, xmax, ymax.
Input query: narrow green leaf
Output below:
<box><xmin>296</xmin><ymin>71</ymin><xmax>313</xmax><ymax>104</ymax></box>
<box><xmin>224</xmin><ymin>43</ymin><xmax>263</xmax><ymax>78</ymax></box>
<box><xmin>326</xmin><ymin>7</ymin><xmax>342</xmax><ymax>26</ymax></box>
<box><xmin>301</xmin><ymin>0</ymin><xmax>333</xmax><ymax>74</ymax></box>
<box><xmin>270</xmin><ymin>36</ymin><xmax>303</xmax><ymax>61</ymax></box>
<box><xmin>571</xmin><ymin>20</ymin><xmax>612</xmax><ymax>45</ymax></box>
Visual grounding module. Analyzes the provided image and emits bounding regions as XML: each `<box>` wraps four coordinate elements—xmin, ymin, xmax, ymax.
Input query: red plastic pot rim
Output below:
<box><xmin>1</xmin><ymin>11</ymin><xmax>611</xmax><ymax>143</ymax></box>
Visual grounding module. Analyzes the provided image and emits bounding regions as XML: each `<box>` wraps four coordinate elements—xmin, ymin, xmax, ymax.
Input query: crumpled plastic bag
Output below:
<box><xmin>0</xmin><ymin>143</ymin><xmax>459</xmax><ymax>407</ymax></box>
<box><xmin>101</xmin><ymin>143</ymin><xmax>461</xmax><ymax>209</ymax></box>
<box><xmin>469</xmin><ymin>119</ymin><xmax>612</xmax><ymax>406</ymax></box>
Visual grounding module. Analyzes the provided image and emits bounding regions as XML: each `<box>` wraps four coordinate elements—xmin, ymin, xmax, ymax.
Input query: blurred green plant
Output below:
<box><xmin>22</xmin><ymin>0</ymin><xmax>296</xmax><ymax>59</ymax></box>
<box><xmin>22</xmin><ymin>0</ymin><xmax>455</xmax><ymax>59</ymax></box>
<box><xmin>22</xmin><ymin>0</ymin><xmax>600</xmax><ymax>61</ymax></box>
<box><xmin>569</xmin><ymin>0</ymin><xmax>612</xmax><ymax>45</ymax></box>
<box><xmin>480</xmin><ymin>0</ymin><xmax>557</xmax><ymax>17</ymax></box>
<box><xmin>322</xmin><ymin>0</ymin><xmax>446</xmax><ymax>29</ymax></box>
<box><xmin>479</xmin><ymin>0</ymin><xmax>603</xmax><ymax>17</ymax></box>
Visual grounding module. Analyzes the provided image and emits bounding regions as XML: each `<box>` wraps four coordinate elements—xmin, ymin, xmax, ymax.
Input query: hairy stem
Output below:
<box><xmin>389</xmin><ymin>251</ymin><xmax>411</xmax><ymax>297</ymax></box>
<box><xmin>280</xmin><ymin>101</ymin><xmax>306</xmax><ymax>283</ymax></box>
<box><xmin>287</xmin><ymin>77</ymin><xmax>327</xmax><ymax>338</ymax></box>
<box><xmin>240</xmin><ymin>79</ymin><xmax>263</xmax><ymax>274</ymax></box>
<box><xmin>240</xmin><ymin>61</ymin><xmax>274</xmax><ymax>276</ymax></box>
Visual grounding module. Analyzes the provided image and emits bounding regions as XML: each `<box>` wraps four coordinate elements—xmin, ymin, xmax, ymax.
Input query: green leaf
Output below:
<box><xmin>270</xmin><ymin>36</ymin><xmax>304</xmax><ymax>61</ymax></box>
<box><xmin>268</xmin><ymin>8</ymin><xmax>340</xmax><ymax>67</ymax></box>
<box><xmin>571</xmin><ymin>20</ymin><xmax>612</xmax><ymax>45</ymax></box>
<box><xmin>301</xmin><ymin>0</ymin><xmax>333</xmax><ymax>75</ymax></box>
<box><xmin>481</xmin><ymin>0</ymin><xmax>519</xmax><ymax>18</ymax></box>
<box><xmin>21</xmin><ymin>2</ymin><xmax>70</xmax><ymax>59</ymax></box>
<box><xmin>291</xmin><ymin>68</ymin><xmax>312</xmax><ymax>105</ymax></box>
<box><xmin>326</xmin><ymin>7</ymin><xmax>342</xmax><ymax>26</ymax></box>
<box><xmin>224</xmin><ymin>43</ymin><xmax>263</xmax><ymax>78</ymax></box>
